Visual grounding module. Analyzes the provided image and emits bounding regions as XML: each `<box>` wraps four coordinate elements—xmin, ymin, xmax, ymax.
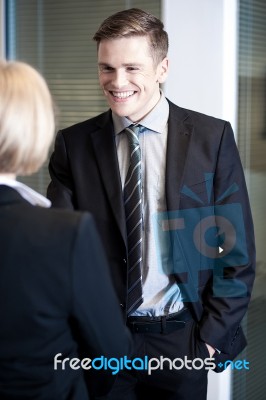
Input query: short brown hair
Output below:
<box><xmin>93</xmin><ymin>8</ymin><xmax>168</xmax><ymax>65</ymax></box>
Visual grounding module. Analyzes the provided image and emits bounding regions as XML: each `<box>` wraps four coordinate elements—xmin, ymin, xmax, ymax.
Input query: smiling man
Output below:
<box><xmin>47</xmin><ymin>8</ymin><xmax>255</xmax><ymax>400</ymax></box>
<box><xmin>97</xmin><ymin>35</ymin><xmax>168</xmax><ymax>122</ymax></box>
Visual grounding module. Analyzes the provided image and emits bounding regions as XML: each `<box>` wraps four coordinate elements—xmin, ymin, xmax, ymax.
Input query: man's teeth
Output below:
<box><xmin>112</xmin><ymin>91</ymin><xmax>134</xmax><ymax>99</ymax></box>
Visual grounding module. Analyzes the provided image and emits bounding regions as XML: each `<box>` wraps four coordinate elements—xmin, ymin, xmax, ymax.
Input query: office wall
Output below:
<box><xmin>162</xmin><ymin>0</ymin><xmax>238</xmax><ymax>133</ymax></box>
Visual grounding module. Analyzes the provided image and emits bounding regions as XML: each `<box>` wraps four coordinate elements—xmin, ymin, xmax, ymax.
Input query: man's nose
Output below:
<box><xmin>112</xmin><ymin>70</ymin><xmax>128</xmax><ymax>88</ymax></box>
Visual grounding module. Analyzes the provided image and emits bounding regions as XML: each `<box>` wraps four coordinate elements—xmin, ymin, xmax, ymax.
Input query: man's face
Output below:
<box><xmin>97</xmin><ymin>36</ymin><xmax>168</xmax><ymax>122</ymax></box>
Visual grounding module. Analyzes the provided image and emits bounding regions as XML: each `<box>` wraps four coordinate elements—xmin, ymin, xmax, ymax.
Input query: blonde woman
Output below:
<box><xmin>0</xmin><ymin>61</ymin><xmax>131</xmax><ymax>399</ymax></box>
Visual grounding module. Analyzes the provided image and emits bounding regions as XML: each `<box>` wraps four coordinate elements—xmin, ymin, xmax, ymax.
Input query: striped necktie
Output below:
<box><xmin>124</xmin><ymin>124</ymin><xmax>143</xmax><ymax>316</ymax></box>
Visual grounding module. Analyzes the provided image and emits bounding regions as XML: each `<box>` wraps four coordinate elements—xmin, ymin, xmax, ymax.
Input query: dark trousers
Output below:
<box><xmin>96</xmin><ymin>319</ymin><xmax>209</xmax><ymax>400</ymax></box>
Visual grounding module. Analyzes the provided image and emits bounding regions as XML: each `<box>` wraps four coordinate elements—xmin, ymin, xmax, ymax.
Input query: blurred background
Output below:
<box><xmin>0</xmin><ymin>1</ymin><xmax>265</xmax><ymax>399</ymax></box>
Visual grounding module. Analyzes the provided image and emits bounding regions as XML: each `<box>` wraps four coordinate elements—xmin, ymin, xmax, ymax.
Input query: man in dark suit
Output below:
<box><xmin>0</xmin><ymin>60</ymin><xmax>131</xmax><ymax>400</ymax></box>
<box><xmin>47</xmin><ymin>8</ymin><xmax>256</xmax><ymax>400</ymax></box>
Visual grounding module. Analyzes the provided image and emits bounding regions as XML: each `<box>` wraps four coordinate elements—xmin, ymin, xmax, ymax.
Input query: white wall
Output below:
<box><xmin>162</xmin><ymin>0</ymin><xmax>238</xmax><ymax>133</ymax></box>
<box><xmin>162</xmin><ymin>1</ymin><xmax>239</xmax><ymax>400</ymax></box>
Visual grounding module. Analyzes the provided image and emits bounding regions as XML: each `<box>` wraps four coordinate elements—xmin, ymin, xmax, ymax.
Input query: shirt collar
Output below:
<box><xmin>112</xmin><ymin>91</ymin><xmax>169</xmax><ymax>135</ymax></box>
<box><xmin>0</xmin><ymin>176</ymin><xmax>51</xmax><ymax>208</ymax></box>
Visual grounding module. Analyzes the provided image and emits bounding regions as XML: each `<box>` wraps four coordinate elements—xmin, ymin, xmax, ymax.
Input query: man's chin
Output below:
<box><xmin>109</xmin><ymin>104</ymin><xmax>133</xmax><ymax>118</ymax></box>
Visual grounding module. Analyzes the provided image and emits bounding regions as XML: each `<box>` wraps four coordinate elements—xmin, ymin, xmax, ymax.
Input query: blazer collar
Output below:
<box><xmin>0</xmin><ymin>178</ymin><xmax>50</xmax><ymax>207</ymax></box>
<box><xmin>0</xmin><ymin>185</ymin><xmax>29</xmax><ymax>206</ymax></box>
<box><xmin>90</xmin><ymin>111</ymin><xmax>127</xmax><ymax>243</ymax></box>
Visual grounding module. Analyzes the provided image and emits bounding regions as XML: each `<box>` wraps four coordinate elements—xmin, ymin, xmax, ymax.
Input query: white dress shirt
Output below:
<box><xmin>113</xmin><ymin>92</ymin><xmax>184</xmax><ymax>317</ymax></box>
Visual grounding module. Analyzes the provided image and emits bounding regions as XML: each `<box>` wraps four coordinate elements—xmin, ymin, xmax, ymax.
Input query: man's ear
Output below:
<box><xmin>157</xmin><ymin>57</ymin><xmax>169</xmax><ymax>84</ymax></box>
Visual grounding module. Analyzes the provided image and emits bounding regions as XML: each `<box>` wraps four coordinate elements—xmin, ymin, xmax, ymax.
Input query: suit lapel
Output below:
<box><xmin>90</xmin><ymin>111</ymin><xmax>127</xmax><ymax>244</ymax></box>
<box><xmin>166</xmin><ymin>101</ymin><xmax>193</xmax><ymax>211</ymax></box>
<box><xmin>88</xmin><ymin>102</ymin><xmax>194</xmax><ymax>245</ymax></box>
<box><xmin>165</xmin><ymin>102</ymin><xmax>203</xmax><ymax>310</ymax></box>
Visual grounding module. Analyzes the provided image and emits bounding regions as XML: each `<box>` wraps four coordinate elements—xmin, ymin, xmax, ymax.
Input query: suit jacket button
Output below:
<box><xmin>123</xmin><ymin>258</ymin><xmax>127</xmax><ymax>264</ymax></box>
<box><xmin>120</xmin><ymin>303</ymin><xmax>125</xmax><ymax>308</ymax></box>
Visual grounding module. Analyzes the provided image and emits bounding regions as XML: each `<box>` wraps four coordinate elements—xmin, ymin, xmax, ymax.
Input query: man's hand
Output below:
<box><xmin>205</xmin><ymin>343</ymin><xmax>216</xmax><ymax>357</ymax></box>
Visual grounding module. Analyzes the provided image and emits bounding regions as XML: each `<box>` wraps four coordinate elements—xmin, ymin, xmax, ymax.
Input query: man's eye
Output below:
<box><xmin>127</xmin><ymin>67</ymin><xmax>139</xmax><ymax>71</ymax></box>
<box><xmin>100</xmin><ymin>66</ymin><xmax>113</xmax><ymax>72</ymax></box>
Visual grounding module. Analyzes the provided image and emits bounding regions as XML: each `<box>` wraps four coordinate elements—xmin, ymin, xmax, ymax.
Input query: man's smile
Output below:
<box><xmin>110</xmin><ymin>90</ymin><xmax>136</xmax><ymax>99</ymax></box>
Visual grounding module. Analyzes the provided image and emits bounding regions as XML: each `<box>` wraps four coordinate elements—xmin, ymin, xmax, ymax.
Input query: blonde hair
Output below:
<box><xmin>0</xmin><ymin>60</ymin><xmax>55</xmax><ymax>175</ymax></box>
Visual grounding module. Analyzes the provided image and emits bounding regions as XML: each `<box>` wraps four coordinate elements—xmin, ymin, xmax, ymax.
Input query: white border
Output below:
<box><xmin>0</xmin><ymin>0</ymin><xmax>5</xmax><ymax>59</ymax></box>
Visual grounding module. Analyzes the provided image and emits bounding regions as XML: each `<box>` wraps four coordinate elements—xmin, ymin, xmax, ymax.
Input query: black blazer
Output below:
<box><xmin>0</xmin><ymin>185</ymin><xmax>131</xmax><ymax>399</ymax></box>
<box><xmin>47</xmin><ymin>99</ymin><xmax>256</xmax><ymax>368</ymax></box>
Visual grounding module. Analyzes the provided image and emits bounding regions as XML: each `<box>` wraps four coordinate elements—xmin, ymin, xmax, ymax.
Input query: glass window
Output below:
<box><xmin>234</xmin><ymin>0</ymin><xmax>266</xmax><ymax>399</ymax></box>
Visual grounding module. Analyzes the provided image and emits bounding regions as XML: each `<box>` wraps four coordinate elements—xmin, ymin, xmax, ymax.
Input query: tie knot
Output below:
<box><xmin>125</xmin><ymin>124</ymin><xmax>140</xmax><ymax>147</ymax></box>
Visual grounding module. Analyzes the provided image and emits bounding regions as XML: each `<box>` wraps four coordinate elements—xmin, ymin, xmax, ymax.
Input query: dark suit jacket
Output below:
<box><xmin>0</xmin><ymin>185</ymin><xmax>131</xmax><ymax>399</ymax></box>
<box><xmin>47</xmin><ymin>99</ymin><xmax>256</xmax><ymax>371</ymax></box>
